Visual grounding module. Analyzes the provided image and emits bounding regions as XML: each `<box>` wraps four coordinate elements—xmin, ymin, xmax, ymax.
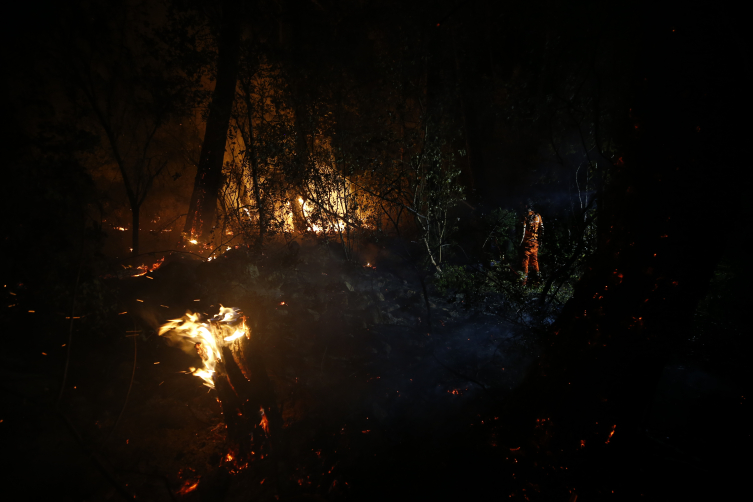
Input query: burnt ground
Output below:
<box><xmin>1</xmin><ymin>239</ymin><xmax>745</xmax><ymax>501</ymax></box>
<box><xmin>2</xmin><ymin>240</ymin><xmax>533</xmax><ymax>501</ymax></box>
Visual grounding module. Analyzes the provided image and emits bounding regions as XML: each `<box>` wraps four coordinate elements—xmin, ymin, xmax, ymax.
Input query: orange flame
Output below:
<box><xmin>131</xmin><ymin>256</ymin><xmax>165</xmax><ymax>277</ymax></box>
<box><xmin>177</xmin><ymin>478</ymin><xmax>200</xmax><ymax>495</ymax></box>
<box><xmin>158</xmin><ymin>306</ymin><xmax>247</xmax><ymax>388</ymax></box>
<box><xmin>259</xmin><ymin>407</ymin><xmax>270</xmax><ymax>434</ymax></box>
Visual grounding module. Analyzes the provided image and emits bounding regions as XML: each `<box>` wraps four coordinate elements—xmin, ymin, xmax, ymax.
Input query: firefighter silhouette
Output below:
<box><xmin>519</xmin><ymin>200</ymin><xmax>544</xmax><ymax>286</ymax></box>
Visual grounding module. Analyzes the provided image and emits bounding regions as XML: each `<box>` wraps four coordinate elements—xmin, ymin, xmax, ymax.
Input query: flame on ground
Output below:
<box><xmin>259</xmin><ymin>407</ymin><xmax>270</xmax><ymax>434</ymax></box>
<box><xmin>158</xmin><ymin>306</ymin><xmax>247</xmax><ymax>388</ymax></box>
<box><xmin>177</xmin><ymin>478</ymin><xmax>200</xmax><ymax>495</ymax></box>
<box><xmin>131</xmin><ymin>256</ymin><xmax>165</xmax><ymax>277</ymax></box>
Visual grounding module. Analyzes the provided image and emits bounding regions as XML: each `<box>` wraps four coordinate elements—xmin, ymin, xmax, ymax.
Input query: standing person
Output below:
<box><xmin>519</xmin><ymin>200</ymin><xmax>544</xmax><ymax>286</ymax></box>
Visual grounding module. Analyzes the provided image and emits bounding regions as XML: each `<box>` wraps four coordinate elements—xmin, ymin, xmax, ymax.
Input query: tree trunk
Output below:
<box><xmin>183</xmin><ymin>0</ymin><xmax>243</xmax><ymax>242</ymax></box>
<box><xmin>249</xmin><ymin>123</ymin><xmax>265</xmax><ymax>247</ymax></box>
<box><xmin>239</xmin><ymin>79</ymin><xmax>266</xmax><ymax>247</ymax></box>
<box><xmin>451</xmin><ymin>28</ymin><xmax>480</xmax><ymax>199</ymax></box>
<box><xmin>130</xmin><ymin>203</ymin><xmax>139</xmax><ymax>256</ymax></box>
<box><xmin>285</xmin><ymin>95</ymin><xmax>309</xmax><ymax>233</ymax></box>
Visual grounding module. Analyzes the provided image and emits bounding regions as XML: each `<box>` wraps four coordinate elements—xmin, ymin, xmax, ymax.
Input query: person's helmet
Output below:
<box><xmin>525</xmin><ymin>198</ymin><xmax>535</xmax><ymax>211</ymax></box>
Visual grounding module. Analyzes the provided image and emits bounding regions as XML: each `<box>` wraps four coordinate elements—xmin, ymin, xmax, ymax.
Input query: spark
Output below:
<box><xmin>605</xmin><ymin>424</ymin><xmax>617</xmax><ymax>444</ymax></box>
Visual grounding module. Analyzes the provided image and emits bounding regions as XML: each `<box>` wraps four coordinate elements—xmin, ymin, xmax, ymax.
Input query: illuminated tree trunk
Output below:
<box><xmin>239</xmin><ymin>79</ymin><xmax>266</xmax><ymax>247</ymax></box>
<box><xmin>183</xmin><ymin>0</ymin><xmax>243</xmax><ymax>242</ymax></box>
<box><xmin>288</xmin><ymin>95</ymin><xmax>310</xmax><ymax>233</ymax></box>
<box><xmin>248</xmin><ymin>122</ymin><xmax>265</xmax><ymax>247</ymax></box>
<box><xmin>130</xmin><ymin>204</ymin><xmax>139</xmax><ymax>256</ymax></box>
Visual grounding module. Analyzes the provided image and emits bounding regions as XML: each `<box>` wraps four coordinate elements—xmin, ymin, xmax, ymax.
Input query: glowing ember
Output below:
<box><xmin>189</xmin><ymin>239</ymin><xmax>198</xmax><ymax>244</ymax></box>
<box><xmin>177</xmin><ymin>478</ymin><xmax>200</xmax><ymax>495</ymax></box>
<box><xmin>131</xmin><ymin>256</ymin><xmax>165</xmax><ymax>277</ymax></box>
<box><xmin>158</xmin><ymin>306</ymin><xmax>247</xmax><ymax>388</ymax></box>
<box><xmin>259</xmin><ymin>407</ymin><xmax>270</xmax><ymax>434</ymax></box>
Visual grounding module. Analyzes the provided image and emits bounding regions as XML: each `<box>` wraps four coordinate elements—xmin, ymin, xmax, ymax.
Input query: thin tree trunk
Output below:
<box><xmin>240</xmin><ymin>81</ymin><xmax>265</xmax><ymax>247</ymax></box>
<box><xmin>130</xmin><ymin>204</ymin><xmax>140</xmax><ymax>256</ymax></box>
<box><xmin>249</xmin><ymin>121</ymin><xmax>264</xmax><ymax>247</ymax></box>
<box><xmin>289</xmin><ymin>95</ymin><xmax>309</xmax><ymax>233</ymax></box>
<box><xmin>451</xmin><ymin>28</ymin><xmax>478</xmax><ymax>198</ymax></box>
<box><xmin>183</xmin><ymin>0</ymin><xmax>243</xmax><ymax>242</ymax></box>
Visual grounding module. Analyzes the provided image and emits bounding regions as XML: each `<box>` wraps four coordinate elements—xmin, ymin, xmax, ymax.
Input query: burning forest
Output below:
<box><xmin>1</xmin><ymin>0</ymin><xmax>749</xmax><ymax>501</ymax></box>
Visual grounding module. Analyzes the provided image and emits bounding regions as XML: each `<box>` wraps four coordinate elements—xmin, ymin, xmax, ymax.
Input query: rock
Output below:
<box><xmin>350</xmin><ymin>293</ymin><xmax>370</xmax><ymax>310</ymax></box>
<box><xmin>266</xmin><ymin>271</ymin><xmax>285</xmax><ymax>289</ymax></box>
<box><xmin>334</xmin><ymin>292</ymin><xmax>348</xmax><ymax>306</ymax></box>
<box><xmin>307</xmin><ymin>309</ymin><xmax>320</xmax><ymax>321</ymax></box>
<box><xmin>244</xmin><ymin>263</ymin><xmax>259</xmax><ymax>279</ymax></box>
<box><xmin>366</xmin><ymin>306</ymin><xmax>383</xmax><ymax>325</ymax></box>
<box><xmin>343</xmin><ymin>312</ymin><xmax>368</xmax><ymax>329</ymax></box>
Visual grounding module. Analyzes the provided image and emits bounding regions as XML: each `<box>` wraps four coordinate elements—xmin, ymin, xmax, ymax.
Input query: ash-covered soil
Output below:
<box><xmin>2</xmin><ymin>240</ymin><xmax>537</xmax><ymax>501</ymax></box>
<box><xmin>2</xmin><ymin>239</ymin><xmax>745</xmax><ymax>501</ymax></box>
